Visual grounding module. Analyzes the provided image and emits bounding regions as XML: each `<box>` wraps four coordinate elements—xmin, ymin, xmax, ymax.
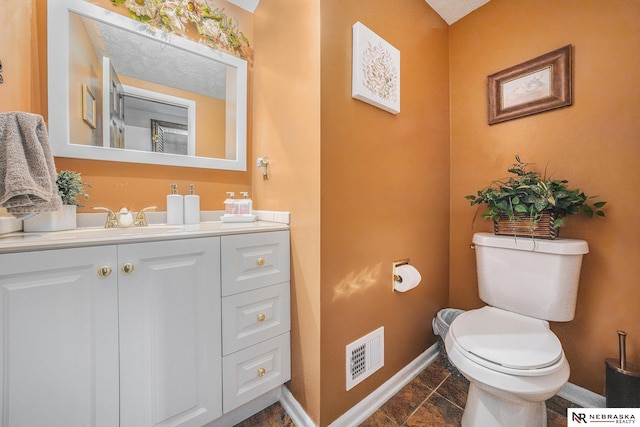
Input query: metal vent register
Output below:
<box><xmin>346</xmin><ymin>327</ymin><xmax>384</xmax><ymax>390</ymax></box>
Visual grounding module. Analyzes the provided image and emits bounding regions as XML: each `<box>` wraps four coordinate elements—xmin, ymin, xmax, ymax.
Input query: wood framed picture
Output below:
<box><xmin>487</xmin><ymin>45</ymin><xmax>572</xmax><ymax>125</ymax></box>
<box><xmin>82</xmin><ymin>83</ymin><xmax>96</xmax><ymax>128</ymax></box>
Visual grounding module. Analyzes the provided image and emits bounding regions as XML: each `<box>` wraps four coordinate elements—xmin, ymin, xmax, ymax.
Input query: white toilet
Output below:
<box><xmin>445</xmin><ymin>232</ymin><xmax>589</xmax><ymax>427</ymax></box>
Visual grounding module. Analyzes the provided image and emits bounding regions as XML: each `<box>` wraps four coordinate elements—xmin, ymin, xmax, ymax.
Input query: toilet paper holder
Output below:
<box><xmin>392</xmin><ymin>259</ymin><xmax>410</xmax><ymax>288</ymax></box>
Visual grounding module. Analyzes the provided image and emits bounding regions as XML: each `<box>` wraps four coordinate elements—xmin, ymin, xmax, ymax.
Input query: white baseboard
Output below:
<box><xmin>280</xmin><ymin>386</ymin><xmax>318</xmax><ymax>427</ymax></box>
<box><xmin>558</xmin><ymin>381</ymin><xmax>606</xmax><ymax>408</ymax></box>
<box><xmin>279</xmin><ymin>343</ymin><xmax>606</xmax><ymax>426</ymax></box>
<box><xmin>326</xmin><ymin>344</ymin><xmax>438</xmax><ymax>427</ymax></box>
<box><xmin>279</xmin><ymin>344</ymin><xmax>438</xmax><ymax>427</ymax></box>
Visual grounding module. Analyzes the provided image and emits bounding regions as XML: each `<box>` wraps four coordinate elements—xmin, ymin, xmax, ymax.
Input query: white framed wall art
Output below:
<box><xmin>352</xmin><ymin>21</ymin><xmax>400</xmax><ymax>114</ymax></box>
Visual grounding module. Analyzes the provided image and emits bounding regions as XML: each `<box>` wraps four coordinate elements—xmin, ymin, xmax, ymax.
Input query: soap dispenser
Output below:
<box><xmin>167</xmin><ymin>183</ymin><xmax>184</xmax><ymax>225</ymax></box>
<box><xmin>184</xmin><ymin>184</ymin><xmax>200</xmax><ymax>224</ymax></box>
<box><xmin>224</xmin><ymin>192</ymin><xmax>237</xmax><ymax>215</ymax></box>
<box><xmin>238</xmin><ymin>192</ymin><xmax>253</xmax><ymax>215</ymax></box>
<box><xmin>117</xmin><ymin>207</ymin><xmax>134</xmax><ymax>227</ymax></box>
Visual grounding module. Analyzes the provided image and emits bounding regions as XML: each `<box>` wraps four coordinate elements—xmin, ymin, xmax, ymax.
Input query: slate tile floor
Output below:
<box><xmin>234</xmin><ymin>401</ymin><xmax>296</xmax><ymax>427</ymax></box>
<box><xmin>235</xmin><ymin>358</ymin><xmax>577</xmax><ymax>426</ymax></box>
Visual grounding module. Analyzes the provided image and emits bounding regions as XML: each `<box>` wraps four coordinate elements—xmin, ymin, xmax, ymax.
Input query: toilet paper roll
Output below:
<box><xmin>394</xmin><ymin>264</ymin><xmax>422</xmax><ymax>292</ymax></box>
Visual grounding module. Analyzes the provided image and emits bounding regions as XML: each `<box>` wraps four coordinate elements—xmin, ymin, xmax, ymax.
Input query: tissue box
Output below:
<box><xmin>0</xmin><ymin>216</ymin><xmax>23</xmax><ymax>234</ymax></box>
<box><xmin>23</xmin><ymin>206</ymin><xmax>77</xmax><ymax>232</ymax></box>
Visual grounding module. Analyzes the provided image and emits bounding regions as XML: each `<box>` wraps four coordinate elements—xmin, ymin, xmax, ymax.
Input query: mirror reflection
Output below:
<box><xmin>48</xmin><ymin>0</ymin><xmax>247</xmax><ymax>170</ymax></box>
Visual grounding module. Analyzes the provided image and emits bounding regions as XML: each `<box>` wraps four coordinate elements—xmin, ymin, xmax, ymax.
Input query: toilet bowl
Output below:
<box><xmin>445</xmin><ymin>307</ymin><xmax>569</xmax><ymax>427</ymax></box>
<box><xmin>444</xmin><ymin>233</ymin><xmax>589</xmax><ymax>427</ymax></box>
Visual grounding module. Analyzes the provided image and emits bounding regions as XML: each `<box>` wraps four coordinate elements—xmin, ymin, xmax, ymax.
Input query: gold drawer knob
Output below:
<box><xmin>121</xmin><ymin>263</ymin><xmax>135</xmax><ymax>274</ymax></box>
<box><xmin>98</xmin><ymin>266</ymin><xmax>112</xmax><ymax>277</ymax></box>
<box><xmin>258</xmin><ymin>367</ymin><xmax>266</xmax><ymax>377</ymax></box>
<box><xmin>257</xmin><ymin>257</ymin><xmax>265</xmax><ymax>267</ymax></box>
<box><xmin>257</xmin><ymin>313</ymin><xmax>266</xmax><ymax>322</ymax></box>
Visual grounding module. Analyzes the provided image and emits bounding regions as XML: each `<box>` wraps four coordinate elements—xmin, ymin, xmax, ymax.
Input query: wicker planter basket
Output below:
<box><xmin>493</xmin><ymin>211</ymin><xmax>558</xmax><ymax>239</ymax></box>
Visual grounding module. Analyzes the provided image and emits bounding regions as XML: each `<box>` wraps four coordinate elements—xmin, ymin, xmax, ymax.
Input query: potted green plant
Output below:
<box><xmin>23</xmin><ymin>170</ymin><xmax>90</xmax><ymax>232</ymax></box>
<box><xmin>56</xmin><ymin>170</ymin><xmax>90</xmax><ymax>207</ymax></box>
<box><xmin>465</xmin><ymin>155</ymin><xmax>606</xmax><ymax>239</ymax></box>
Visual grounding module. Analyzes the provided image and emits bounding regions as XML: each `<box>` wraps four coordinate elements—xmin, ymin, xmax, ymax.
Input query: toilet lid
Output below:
<box><xmin>450</xmin><ymin>306</ymin><xmax>563</xmax><ymax>370</ymax></box>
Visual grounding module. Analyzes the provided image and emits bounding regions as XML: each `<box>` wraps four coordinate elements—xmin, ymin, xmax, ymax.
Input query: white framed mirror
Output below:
<box><xmin>48</xmin><ymin>0</ymin><xmax>247</xmax><ymax>170</ymax></box>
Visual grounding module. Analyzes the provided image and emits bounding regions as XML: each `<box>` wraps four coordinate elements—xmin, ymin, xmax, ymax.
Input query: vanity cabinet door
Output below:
<box><xmin>117</xmin><ymin>237</ymin><xmax>222</xmax><ymax>427</ymax></box>
<box><xmin>0</xmin><ymin>246</ymin><xmax>119</xmax><ymax>427</ymax></box>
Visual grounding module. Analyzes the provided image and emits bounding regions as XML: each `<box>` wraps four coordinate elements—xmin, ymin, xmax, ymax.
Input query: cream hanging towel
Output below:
<box><xmin>0</xmin><ymin>112</ymin><xmax>62</xmax><ymax>219</ymax></box>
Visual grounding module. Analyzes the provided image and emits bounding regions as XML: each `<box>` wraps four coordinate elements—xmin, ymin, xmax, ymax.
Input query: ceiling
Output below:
<box><xmin>227</xmin><ymin>0</ymin><xmax>260</xmax><ymax>13</ymax></box>
<box><xmin>424</xmin><ymin>0</ymin><xmax>491</xmax><ymax>25</ymax></box>
<box><xmin>228</xmin><ymin>0</ymin><xmax>491</xmax><ymax>25</ymax></box>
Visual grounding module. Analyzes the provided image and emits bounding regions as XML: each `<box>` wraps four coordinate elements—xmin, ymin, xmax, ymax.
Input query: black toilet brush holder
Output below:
<box><xmin>605</xmin><ymin>330</ymin><xmax>640</xmax><ymax>408</ymax></box>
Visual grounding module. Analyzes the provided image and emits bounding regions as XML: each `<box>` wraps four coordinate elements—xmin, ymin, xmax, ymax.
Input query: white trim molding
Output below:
<box><xmin>558</xmin><ymin>381</ymin><xmax>606</xmax><ymax>409</ymax></box>
<box><xmin>280</xmin><ymin>386</ymin><xmax>318</xmax><ymax>427</ymax></box>
<box><xmin>278</xmin><ymin>344</ymin><xmax>438</xmax><ymax>427</ymax></box>
<box><xmin>278</xmin><ymin>344</ymin><xmax>607</xmax><ymax>426</ymax></box>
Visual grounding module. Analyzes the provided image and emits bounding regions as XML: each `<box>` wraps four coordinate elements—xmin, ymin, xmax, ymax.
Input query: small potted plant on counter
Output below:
<box><xmin>465</xmin><ymin>155</ymin><xmax>606</xmax><ymax>239</ymax></box>
<box><xmin>56</xmin><ymin>170</ymin><xmax>90</xmax><ymax>208</ymax></box>
<box><xmin>23</xmin><ymin>170</ymin><xmax>90</xmax><ymax>232</ymax></box>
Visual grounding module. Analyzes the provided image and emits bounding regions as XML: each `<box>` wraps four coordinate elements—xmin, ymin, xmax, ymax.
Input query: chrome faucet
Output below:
<box><xmin>93</xmin><ymin>206</ymin><xmax>157</xmax><ymax>228</ymax></box>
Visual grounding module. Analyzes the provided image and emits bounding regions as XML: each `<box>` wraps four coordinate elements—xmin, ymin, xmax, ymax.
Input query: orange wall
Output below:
<box><xmin>449</xmin><ymin>0</ymin><xmax>640</xmax><ymax>396</ymax></box>
<box><xmin>318</xmin><ymin>1</ymin><xmax>450</xmax><ymax>424</ymax></box>
<box><xmin>252</xmin><ymin>0</ymin><xmax>322</xmax><ymax>422</ymax></box>
<box><xmin>0</xmin><ymin>0</ymin><xmax>41</xmax><ymax>113</ymax></box>
<box><xmin>255</xmin><ymin>1</ymin><xmax>449</xmax><ymax>424</ymax></box>
<box><xmin>0</xmin><ymin>1</ymin><xmax>46</xmax><ymax>216</ymax></box>
<box><xmin>68</xmin><ymin>11</ymin><xmax>100</xmax><ymax>147</ymax></box>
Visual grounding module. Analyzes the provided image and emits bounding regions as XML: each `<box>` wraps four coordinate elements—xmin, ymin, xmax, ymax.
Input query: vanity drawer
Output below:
<box><xmin>222</xmin><ymin>282</ymin><xmax>290</xmax><ymax>355</ymax></box>
<box><xmin>221</xmin><ymin>231</ymin><xmax>290</xmax><ymax>296</ymax></box>
<box><xmin>222</xmin><ymin>332</ymin><xmax>291</xmax><ymax>413</ymax></box>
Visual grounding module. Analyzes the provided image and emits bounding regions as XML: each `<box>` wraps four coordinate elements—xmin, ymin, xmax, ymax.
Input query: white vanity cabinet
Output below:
<box><xmin>220</xmin><ymin>231</ymin><xmax>291</xmax><ymax>413</ymax></box>
<box><xmin>117</xmin><ymin>238</ymin><xmax>222</xmax><ymax>426</ymax></box>
<box><xmin>0</xmin><ymin>245</ymin><xmax>120</xmax><ymax>427</ymax></box>
<box><xmin>0</xmin><ymin>237</ymin><xmax>222</xmax><ymax>427</ymax></box>
<box><xmin>0</xmin><ymin>226</ymin><xmax>291</xmax><ymax>427</ymax></box>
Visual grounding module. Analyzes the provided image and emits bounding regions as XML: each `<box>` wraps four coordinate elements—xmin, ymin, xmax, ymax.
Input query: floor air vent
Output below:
<box><xmin>346</xmin><ymin>326</ymin><xmax>384</xmax><ymax>391</ymax></box>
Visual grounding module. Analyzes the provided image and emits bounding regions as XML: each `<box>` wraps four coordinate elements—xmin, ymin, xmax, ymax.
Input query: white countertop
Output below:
<box><xmin>0</xmin><ymin>220</ymin><xmax>289</xmax><ymax>254</ymax></box>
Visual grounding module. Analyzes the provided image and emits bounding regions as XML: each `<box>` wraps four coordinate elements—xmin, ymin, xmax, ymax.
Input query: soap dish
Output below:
<box><xmin>221</xmin><ymin>214</ymin><xmax>256</xmax><ymax>223</ymax></box>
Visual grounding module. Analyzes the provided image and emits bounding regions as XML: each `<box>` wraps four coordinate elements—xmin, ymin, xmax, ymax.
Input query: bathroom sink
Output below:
<box><xmin>42</xmin><ymin>225</ymin><xmax>185</xmax><ymax>239</ymax></box>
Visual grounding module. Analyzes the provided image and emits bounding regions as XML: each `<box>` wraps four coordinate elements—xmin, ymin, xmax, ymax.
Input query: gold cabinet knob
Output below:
<box><xmin>257</xmin><ymin>257</ymin><xmax>265</xmax><ymax>267</ymax></box>
<box><xmin>258</xmin><ymin>367</ymin><xmax>266</xmax><ymax>377</ymax></box>
<box><xmin>121</xmin><ymin>263</ymin><xmax>135</xmax><ymax>274</ymax></box>
<box><xmin>257</xmin><ymin>313</ymin><xmax>266</xmax><ymax>322</ymax></box>
<box><xmin>98</xmin><ymin>266</ymin><xmax>112</xmax><ymax>277</ymax></box>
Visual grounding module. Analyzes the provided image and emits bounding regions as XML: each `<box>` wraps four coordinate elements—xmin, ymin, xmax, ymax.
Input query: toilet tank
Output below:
<box><xmin>472</xmin><ymin>232</ymin><xmax>589</xmax><ymax>322</ymax></box>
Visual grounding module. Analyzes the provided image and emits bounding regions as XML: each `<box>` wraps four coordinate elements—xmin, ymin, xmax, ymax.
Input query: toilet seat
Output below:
<box><xmin>449</xmin><ymin>306</ymin><xmax>564</xmax><ymax>376</ymax></box>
